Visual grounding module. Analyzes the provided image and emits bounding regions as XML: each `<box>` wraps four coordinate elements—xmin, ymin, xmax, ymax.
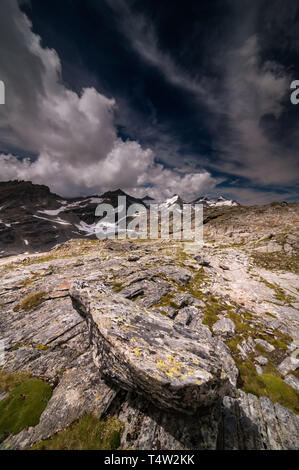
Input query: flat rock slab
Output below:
<box><xmin>70</xmin><ymin>280</ymin><xmax>234</xmax><ymax>415</ymax></box>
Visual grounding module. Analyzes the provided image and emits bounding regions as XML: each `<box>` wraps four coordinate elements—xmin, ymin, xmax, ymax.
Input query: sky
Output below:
<box><xmin>0</xmin><ymin>0</ymin><xmax>298</xmax><ymax>204</ymax></box>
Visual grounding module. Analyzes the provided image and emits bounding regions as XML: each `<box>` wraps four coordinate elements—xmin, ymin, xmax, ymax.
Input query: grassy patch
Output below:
<box><xmin>175</xmin><ymin>248</ymin><xmax>190</xmax><ymax>265</ymax></box>
<box><xmin>251</xmin><ymin>251</ymin><xmax>299</xmax><ymax>275</ymax></box>
<box><xmin>259</xmin><ymin>278</ymin><xmax>295</xmax><ymax>304</ymax></box>
<box><xmin>0</xmin><ymin>371</ymin><xmax>30</xmax><ymax>394</ymax></box>
<box><xmin>13</xmin><ymin>291</ymin><xmax>46</xmax><ymax>312</ymax></box>
<box><xmin>227</xmin><ymin>335</ymin><xmax>243</xmax><ymax>354</ymax></box>
<box><xmin>226</xmin><ymin>309</ymin><xmax>255</xmax><ymax>334</ymax></box>
<box><xmin>0</xmin><ymin>375</ymin><xmax>52</xmax><ymax>442</ymax></box>
<box><xmin>30</xmin><ymin>415</ymin><xmax>124</xmax><ymax>450</ymax></box>
<box><xmin>201</xmin><ymin>296</ymin><xmax>221</xmax><ymax>327</ymax></box>
<box><xmin>154</xmin><ymin>293</ymin><xmax>179</xmax><ymax>311</ymax></box>
<box><xmin>256</xmin><ymin>330</ymin><xmax>292</xmax><ymax>351</ymax></box>
<box><xmin>236</xmin><ymin>359</ymin><xmax>299</xmax><ymax>414</ymax></box>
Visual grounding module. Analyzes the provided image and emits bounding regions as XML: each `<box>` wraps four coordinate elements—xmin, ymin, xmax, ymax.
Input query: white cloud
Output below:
<box><xmin>127</xmin><ymin>167</ymin><xmax>218</xmax><ymax>202</ymax></box>
<box><xmin>105</xmin><ymin>0</ymin><xmax>217</xmax><ymax>108</ymax></box>
<box><xmin>0</xmin><ymin>0</ymin><xmax>218</xmax><ymax>199</ymax></box>
<box><xmin>106</xmin><ymin>2</ymin><xmax>299</xmax><ymax>190</ymax></box>
<box><xmin>210</xmin><ymin>35</ymin><xmax>299</xmax><ymax>186</ymax></box>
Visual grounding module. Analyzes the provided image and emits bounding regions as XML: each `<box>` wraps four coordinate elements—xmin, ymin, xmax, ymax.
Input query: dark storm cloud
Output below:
<box><xmin>105</xmin><ymin>0</ymin><xmax>299</xmax><ymax>194</ymax></box>
<box><xmin>0</xmin><ymin>0</ymin><xmax>298</xmax><ymax>203</ymax></box>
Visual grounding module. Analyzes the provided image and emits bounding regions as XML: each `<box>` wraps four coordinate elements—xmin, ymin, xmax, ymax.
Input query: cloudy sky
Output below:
<box><xmin>0</xmin><ymin>0</ymin><xmax>298</xmax><ymax>203</ymax></box>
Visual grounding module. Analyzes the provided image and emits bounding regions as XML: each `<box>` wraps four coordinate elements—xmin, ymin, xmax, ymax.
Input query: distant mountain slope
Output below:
<box><xmin>192</xmin><ymin>195</ymin><xmax>239</xmax><ymax>207</ymax></box>
<box><xmin>144</xmin><ymin>193</ymin><xmax>239</xmax><ymax>208</ymax></box>
<box><xmin>0</xmin><ymin>182</ymin><xmax>150</xmax><ymax>256</ymax></box>
<box><xmin>1</xmin><ymin>179</ymin><xmax>283</xmax><ymax>258</ymax></box>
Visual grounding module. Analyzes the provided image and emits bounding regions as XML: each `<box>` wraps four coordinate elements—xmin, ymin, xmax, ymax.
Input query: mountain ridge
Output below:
<box><xmin>0</xmin><ymin>180</ymin><xmax>297</xmax><ymax>257</ymax></box>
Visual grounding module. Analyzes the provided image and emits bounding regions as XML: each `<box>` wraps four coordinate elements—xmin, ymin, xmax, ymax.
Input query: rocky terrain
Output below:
<box><xmin>0</xmin><ymin>196</ymin><xmax>298</xmax><ymax>450</ymax></box>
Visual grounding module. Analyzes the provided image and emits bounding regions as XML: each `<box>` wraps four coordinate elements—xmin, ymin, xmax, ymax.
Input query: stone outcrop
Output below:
<box><xmin>70</xmin><ymin>280</ymin><xmax>237</xmax><ymax>415</ymax></box>
<box><xmin>117</xmin><ymin>390</ymin><xmax>299</xmax><ymax>450</ymax></box>
<box><xmin>0</xmin><ymin>220</ymin><xmax>298</xmax><ymax>450</ymax></box>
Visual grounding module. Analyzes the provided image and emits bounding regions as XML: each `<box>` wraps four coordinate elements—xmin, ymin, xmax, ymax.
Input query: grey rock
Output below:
<box><xmin>202</xmin><ymin>289</ymin><xmax>211</xmax><ymax>295</ymax></box>
<box><xmin>1</xmin><ymin>228</ymin><xmax>299</xmax><ymax>450</ymax></box>
<box><xmin>212</xmin><ymin>317</ymin><xmax>235</xmax><ymax>338</ymax></box>
<box><xmin>174</xmin><ymin>306</ymin><xmax>196</xmax><ymax>326</ymax></box>
<box><xmin>284</xmin><ymin>374</ymin><xmax>299</xmax><ymax>393</ymax></box>
<box><xmin>278</xmin><ymin>356</ymin><xmax>299</xmax><ymax>377</ymax></box>
<box><xmin>255</xmin><ymin>355</ymin><xmax>268</xmax><ymax>366</ymax></box>
<box><xmin>255</xmin><ymin>365</ymin><xmax>263</xmax><ymax>375</ymax></box>
<box><xmin>121</xmin><ymin>278</ymin><xmax>169</xmax><ymax>307</ymax></box>
<box><xmin>173</xmin><ymin>293</ymin><xmax>194</xmax><ymax>308</ymax></box>
<box><xmin>194</xmin><ymin>256</ymin><xmax>211</xmax><ymax>267</ymax></box>
<box><xmin>191</xmin><ymin>298</ymin><xmax>205</xmax><ymax>308</ymax></box>
<box><xmin>154</xmin><ymin>265</ymin><xmax>193</xmax><ymax>285</ymax></box>
<box><xmin>70</xmin><ymin>280</ymin><xmax>235</xmax><ymax>414</ymax></box>
<box><xmin>156</xmin><ymin>306</ymin><xmax>177</xmax><ymax>319</ymax></box>
<box><xmin>218</xmin><ymin>392</ymin><xmax>299</xmax><ymax>450</ymax></box>
<box><xmin>254</xmin><ymin>339</ymin><xmax>275</xmax><ymax>353</ymax></box>
<box><xmin>0</xmin><ymin>392</ymin><xmax>7</xmax><ymax>402</ymax></box>
<box><xmin>219</xmin><ymin>264</ymin><xmax>229</xmax><ymax>271</ymax></box>
<box><xmin>118</xmin><ymin>389</ymin><xmax>299</xmax><ymax>450</ymax></box>
<box><xmin>128</xmin><ymin>255</ymin><xmax>141</xmax><ymax>262</ymax></box>
<box><xmin>237</xmin><ymin>337</ymin><xmax>255</xmax><ymax>359</ymax></box>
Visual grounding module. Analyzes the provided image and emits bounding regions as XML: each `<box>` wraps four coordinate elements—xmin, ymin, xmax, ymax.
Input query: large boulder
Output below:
<box><xmin>70</xmin><ymin>280</ymin><xmax>236</xmax><ymax>415</ymax></box>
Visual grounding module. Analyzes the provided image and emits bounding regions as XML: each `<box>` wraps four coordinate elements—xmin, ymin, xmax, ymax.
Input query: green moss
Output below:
<box><xmin>226</xmin><ymin>309</ymin><xmax>255</xmax><ymax>335</ymax></box>
<box><xmin>175</xmin><ymin>248</ymin><xmax>190</xmax><ymax>264</ymax></box>
<box><xmin>264</xmin><ymin>311</ymin><xmax>277</xmax><ymax>319</ymax></box>
<box><xmin>0</xmin><ymin>376</ymin><xmax>52</xmax><ymax>442</ymax></box>
<box><xmin>10</xmin><ymin>342</ymin><xmax>49</xmax><ymax>352</ymax></box>
<box><xmin>112</xmin><ymin>281</ymin><xmax>124</xmax><ymax>293</ymax></box>
<box><xmin>257</xmin><ymin>277</ymin><xmax>296</xmax><ymax>304</ymax></box>
<box><xmin>256</xmin><ymin>330</ymin><xmax>292</xmax><ymax>351</ymax></box>
<box><xmin>20</xmin><ymin>279</ymin><xmax>34</xmax><ymax>287</ymax></box>
<box><xmin>236</xmin><ymin>359</ymin><xmax>299</xmax><ymax>414</ymax></box>
<box><xmin>33</xmin><ymin>344</ymin><xmax>49</xmax><ymax>351</ymax></box>
<box><xmin>13</xmin><ymin>291</ymin><xmax>46</xmax><ymax>312</ymax></box>
<box><xmin>259</xmin><ymin>375</ymin><xmax>299</xmax><ymax>413</ymax></box>
<box><xmin>21</xmin><ymin>255</ymin><xmax>56</xmax><ymax>265</ymax></box>
<box><xmin>30</xmin><ymin>415</ymin><xmax>124</xmax><ymax>450</ymax></box>
<box><xmin>11</xmin><ymin>343</ymin><xmax>23</xmax><ymax>351</ymax></box>
<box><xmin>159</xmin><ymin>294</ymin><xmax>179</xmax><ymax>310</ymax></box>
<box><xmin>227</xmin><ymin>336</ymin><xmax>243</xmax><ymax>354</ymax></box>
<box><xmin>201</xmin><ymin>296</ymin><xmax>221</xmax><ymax>327</ymax></box>
<box><xmin>19</xmin><ymin>251</ymin><xmax>88</xmax><ymax>267</ymax></box>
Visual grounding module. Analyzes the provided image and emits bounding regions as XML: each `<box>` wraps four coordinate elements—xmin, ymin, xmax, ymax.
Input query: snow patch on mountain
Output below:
<box><xmin>75</xmin><ymin>221</ymin><xmax>97</xmax><ymax>236</ymax></box>
<box><xmin>33</xmin><ymin>214</ymin><xmax>71</xmax><ymax>226</ymax></box>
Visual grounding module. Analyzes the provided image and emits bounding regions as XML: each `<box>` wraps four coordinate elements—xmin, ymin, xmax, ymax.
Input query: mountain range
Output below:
<box><xmin>0</xmin><ymin>180</ymin><xmax>239</xmax><ymax>257</ymax></box>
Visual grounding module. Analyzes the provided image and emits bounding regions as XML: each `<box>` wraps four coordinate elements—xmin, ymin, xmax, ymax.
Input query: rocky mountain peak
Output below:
<box><xmin>0</xmin><ymin>180</ymin><xmax>54</xmax><ymax>205</ymax></box>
